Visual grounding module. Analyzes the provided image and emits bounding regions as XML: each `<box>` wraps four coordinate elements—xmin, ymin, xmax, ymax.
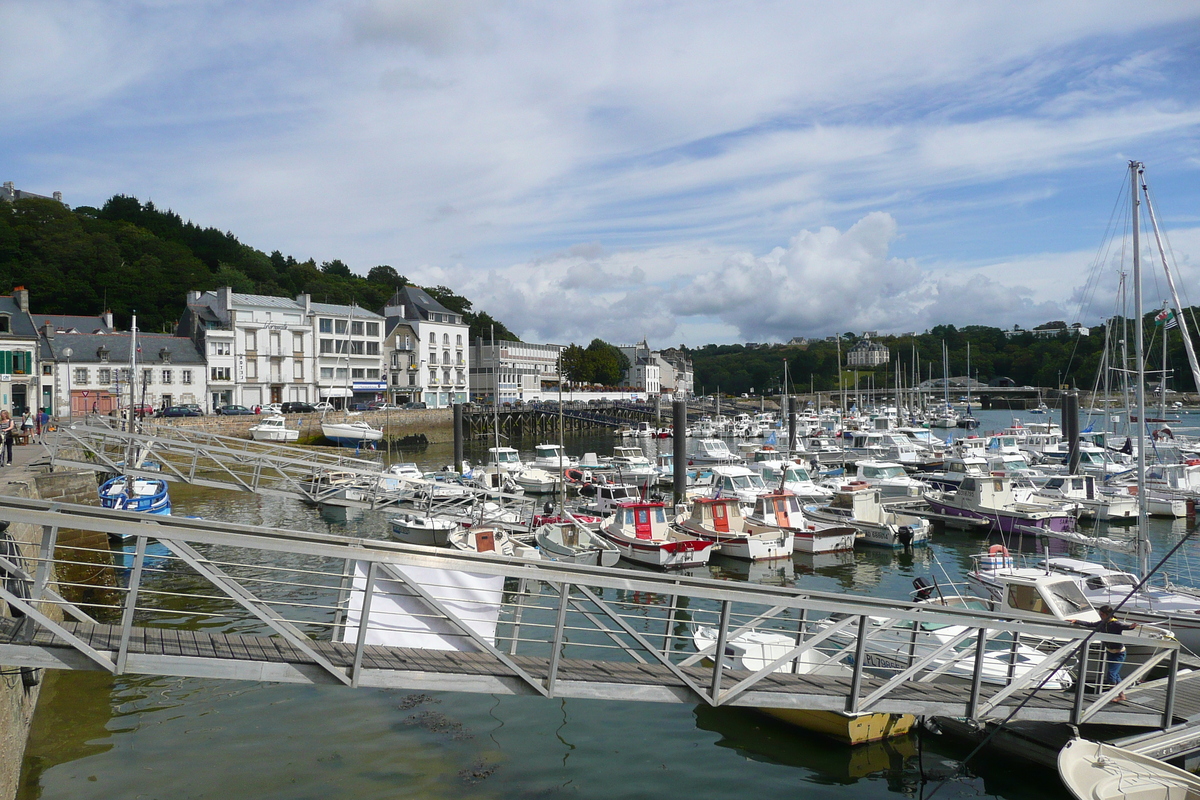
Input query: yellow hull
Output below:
<box><xmin>759</xmin><ymin>707</ymin><xmax>916</xmax><ymax>745</ymax></box>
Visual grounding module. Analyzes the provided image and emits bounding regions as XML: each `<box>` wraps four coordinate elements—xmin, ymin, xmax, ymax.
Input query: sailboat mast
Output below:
<box><xmin>1141</xmin><ymin>173</ymin><xmax>1200</xmax><ymax>397</ymax></box>
<box><xmin>1131</xmin><ymin>160</ymin><xmax>1150</xmax><ymax>574</ymax></box>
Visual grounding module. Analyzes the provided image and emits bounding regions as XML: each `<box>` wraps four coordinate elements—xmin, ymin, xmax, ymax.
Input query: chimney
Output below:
<box><xmin>12</xmin><ymin>286</ymin><xmax>28</xmax><ymax>313</ymax></box>
<box><xmin>296</xmin><ymin>293</ymin><xmax>311</xmax><ymax>314</ymax></box>
<box><xmin>102</xmin><ymin>309</ymin><xmax>114</xmax><ymax>330</ymax></box>
<box><xmin>42</xmin><ymin>321</ymin><xmax>54</xmax><ymax>339</ymax></box>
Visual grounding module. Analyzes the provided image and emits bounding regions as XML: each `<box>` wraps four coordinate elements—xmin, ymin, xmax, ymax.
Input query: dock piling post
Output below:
<box><xmin>673</xmin><ymin>401</ymin><xmax>687</xmax><ymax>506</ymax></box>
<box><xmin>453</xmin><ymin>403</ymin><xmax>464</xmax><ymax>470</ymax></box>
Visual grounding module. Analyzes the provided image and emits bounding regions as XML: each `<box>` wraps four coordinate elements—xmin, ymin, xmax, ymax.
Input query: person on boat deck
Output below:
<box><xmin>1073</xmin><ymin>605</ymin><xmax>1138</xmax><ymax>701</ymax></box>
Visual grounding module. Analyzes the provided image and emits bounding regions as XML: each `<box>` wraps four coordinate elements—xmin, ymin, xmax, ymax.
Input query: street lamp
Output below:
<box><xmin>62</xmin><ymin>347</ymin><xmax>73</xmax><ymax>422</ymax></box>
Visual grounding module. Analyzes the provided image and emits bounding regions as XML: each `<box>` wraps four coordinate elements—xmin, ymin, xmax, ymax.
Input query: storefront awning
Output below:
<box><xmin>319</xmin><ymin>387</ymin><xmax>354</xmax><ymax>398</ymax></box>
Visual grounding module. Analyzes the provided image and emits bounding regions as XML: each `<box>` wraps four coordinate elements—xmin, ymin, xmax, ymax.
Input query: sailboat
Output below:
<box><xmin>321</xmin><ymin>308</ymin><xmax>383</xmax><ymax>448</ymax></box>
<box><xmin>928</xmin><ymin>341</ymin><xmax>958</xmax><ymax>427</ymax></box>
<box><xmin>99</xmin><ymin>312</ymin><xmax>172</xmax><ymax>520</ymax></box>
<box><xmin>957</xmin><ymin>341</ymin><xmax>980</xmax><ymax>429</ymax></box>
<box><xmin>1039</xmin><ymin>162</ymin><xmax>1200</xmax><ymax>640</ymax></box>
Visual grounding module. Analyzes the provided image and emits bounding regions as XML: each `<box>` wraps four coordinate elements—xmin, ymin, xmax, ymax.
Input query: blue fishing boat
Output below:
<box><xmin>98</xmin><ymin>475</ymin><xmax>172</xmax><ymax>516</ymax></box>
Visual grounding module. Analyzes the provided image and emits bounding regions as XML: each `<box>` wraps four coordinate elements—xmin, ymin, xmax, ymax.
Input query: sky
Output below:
<box><xmin>4</xmin><ymin>1</ymin><xmax>1200</xmax><ymax>348</ymax></box>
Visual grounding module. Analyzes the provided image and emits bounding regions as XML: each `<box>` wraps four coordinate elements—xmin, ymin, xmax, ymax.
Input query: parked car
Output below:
<box><xmin>262</xmin><ymin>403</ymin><xmax>283</xmax><ymax>415</ymax></box>
<box><xmin>367</xmin><ymin>401</ymin><xmax>401</xmax><ymax>411</ymax></box>
<box><xmin>215</xmin><ymin>404</ymin><xmax>255</xmax><ymax>415</ymax></box>
<box><xmin>181</xmin><ymin>403</ymin><xmax>203</xmax><ymax>415</ymax></box>
<box><xmin>403</xmin><ymin>401</ymin><xmax>427</xmax><ymax>409</ymax></box>
<box><xmin>156</xmin><ymin>406</ymin><xmax>202</xmax><ymax>418</ymax></box>
<box><xmin>347</xmin><ymin>402</ymin><xmax>369</xmax><ymax>412</ymax></box>
<box><xmin>313</xmin><ymin>401</ymin><xmax>334</xmax><ymax>412</ymax></box>
<box><xmin>281</xmin><ymin>402</ymin><xmax>315</xmax><ymax>414</ymax></box>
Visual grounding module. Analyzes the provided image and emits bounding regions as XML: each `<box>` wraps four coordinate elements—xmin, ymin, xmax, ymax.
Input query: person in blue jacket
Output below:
<box><xmin>1074</xmin><ymin>605</ymin><xmax>1139</xmax><ymax>701</ymax></box>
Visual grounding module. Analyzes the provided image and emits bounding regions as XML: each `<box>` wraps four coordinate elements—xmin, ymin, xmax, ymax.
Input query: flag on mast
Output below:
<box><xmin>1155</xmin><ymin>307</ymin><xmax>1178</xmax><ymax>330</ymax></box>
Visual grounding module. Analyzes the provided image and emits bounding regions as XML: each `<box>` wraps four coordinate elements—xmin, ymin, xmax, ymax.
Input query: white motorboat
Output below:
<box><xmin>1021</xmin><ymin>475</ymin><xmax>1137</xmax><ymax>521</ymax></box>
<box><xmin>707</xmin><ymin>464</ymin><xmax>773</xmax><ymax>505</ymax></box>
<box><xmin>1058</xmin><ymin>737</ymin><xmax>1200</xmax><ymax>800</ymax></box>
<box><xmin>390</xmin><ymin>513</ymin><xmax>459</xmax><ymax>547</ymax></box>
<box><xmin>530</xmin><ymin>444</ymin><xmax>575</xmax><ymax>471</ymax></box>
<box><xmin>690</xmin><ymin>438</ymin><xmax>742</xmax><ymax>464</ymax></box>
<box><xmin>673</xmin><ymin>496</ymin><xmax>793</xmax><ymax>561</ymax></box>
<box><xmin>447</xmin><ymin>527</ymin><xmax>540</xmax><ymax>559</ymax></box>
<box><xmin>248</xmin><ymin>415</ymin><xmax>300</xmax><ymax>443</ymax></box>
<box><xmin>321</xmin><ymin>419</ymin><xmax>383</xmax><ymax>448</ymax></box>
<box><xmin>746</xmin><ymin>491</ymin><xmax>856</xmax><ymax>553</ymax></box>
<box><xmin>1039</xmin><ymin>557</ymin><xmax>1200</xmax><ymax>653</ymax></box>
<box><xmin>486</xmin><ymin>446</ymin><xmax>524</xmax><ymax>470</ymax></box>
<box><xmin>923</xmin><ymin>475</ymin><xmax>1077</xmax><ymax>536</ymax></box>
<box><xmin>804</xmin><ymin>487</ymin><xmax>930</xmax><ymax>548</ymax></box>
<box><xmin>597</xmin><ymin>500</ymin><xmax>714</xmax><ymax>569</ymax></box>
<box><xmin>513</xmin><ymin>466</ymin><xmax>560</xmax><ymax>494</ymax></box>
<box><xmin>748</xmin><ymin>458</ymin><xmax>834</xmax><ymax>505</ymax></box>
<box><xmin>827</xmin><ymin>460</ymin><xmax>927</xmax><ymax>500</ymax></box>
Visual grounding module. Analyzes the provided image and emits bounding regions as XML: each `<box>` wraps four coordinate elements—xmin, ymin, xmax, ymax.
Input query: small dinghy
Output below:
<box><xmin>535</xmin><ymin>521</ymin><xmax>620</xmax><ymax>567</ymax></box>
<box><xmin>1058</xmin><ymin>737</ymin><xmax>1200</xmax><ymax>800</ymax></box>
<box><xmin>390</xmin><ymin>513</ymin><xmax>459</xmax><ymax>547</ymax></box>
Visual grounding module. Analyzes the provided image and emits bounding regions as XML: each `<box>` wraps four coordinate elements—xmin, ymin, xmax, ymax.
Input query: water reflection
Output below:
<box><xmin>692</xmin><ymin>704</ymin><xmax>920</xmax><ymax>788</ymax></box>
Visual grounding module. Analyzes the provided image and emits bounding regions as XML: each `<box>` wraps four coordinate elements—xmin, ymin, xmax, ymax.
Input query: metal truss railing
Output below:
<box><xmin>0</xmin><ymin>495</ymin><xmax>1179</xmax><ymax>725</ymax></box>
<box><xmin>45</xmin><ymin>417</ymin><xmax>535</xmax><ymax>520</ymax></box>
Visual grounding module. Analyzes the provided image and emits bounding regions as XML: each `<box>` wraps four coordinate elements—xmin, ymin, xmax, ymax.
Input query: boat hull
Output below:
<box><xmin>759</xmin><ymin>708</ymin><xmax>916</xmax><ymax>745</ymax></box>
<box><xmin>597</xmin><ymin>529</ymin><xmax>713</xmax><ymax>569</ymax></box>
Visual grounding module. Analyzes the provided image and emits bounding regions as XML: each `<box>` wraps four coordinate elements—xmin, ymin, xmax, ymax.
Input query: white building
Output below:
<box><xmin>312</xmin><ymin>302</ymin><xmax>386</xmax><ymax>407</ymax></box>
<box><xmin>655</xmin><ymin>347</ymin><xmax>694</xmax><ymax>398</ymax></box>
<box><xmin>384</xmin><ymin>319</ymin><xmax>420</xmax><ymax>405</ymax></box>
<box><xmin>619</xmin><ymin>340</ymin><xmax>661</xmax><ymax>395</ymax></box>
<box><xmin>41</xmin><ymin>329</ymin><xmax>206</xmax><ymax>416</ymax></box>
<box><xmin>470</xmin><ymin>339</ymin><xmax>564</xmax><ymax>404</ymax></box>
<box><xmin>180</xmin><ymin>289</ymin><xmax>316</xmax><ymax>410</ymax></box>
<box><xmin>383</xmin><ymin>287</ymin><xmax>470</xmax><ymax>408</ymax></box>
<box><xmin>846</xmin><ymin>337</ymin><xmax>889</xmax><ymax>368</ymax></box>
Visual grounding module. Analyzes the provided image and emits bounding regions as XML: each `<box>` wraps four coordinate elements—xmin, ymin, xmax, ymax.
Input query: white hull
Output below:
<box><xmin>597</xmin><ymin>528</ymin><xmax>713</xmax><ymax>569</ymax></box>
<box><xmin>390</xmin><ymin>514</ymin><xmax>458</xmax><ymax>547</ymax></box>
<box><xmin>249</xmin><ymin>428</ymin><xmax>300</xmax><ymax>443</ymax></box>
<box><xmin>791</xmin><ymin>527</ymin><xmax>858</xmax><ymax>554</ymax></box>
<box><xmin>1058</xmin><ymin>737</ymin><xmax>1200</xmax><ymax>800</ymax></box>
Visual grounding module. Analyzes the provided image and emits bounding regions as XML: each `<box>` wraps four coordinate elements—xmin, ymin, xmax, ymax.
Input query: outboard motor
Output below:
<box><xmin>897</xmin><ymin>526</ymin><xmax>915</xmax><ymax>548</ymax></box>
<box><xmin>912</xmin><ymin>576</ymin><xmax>935</xmax><ymax>601</ymax></box>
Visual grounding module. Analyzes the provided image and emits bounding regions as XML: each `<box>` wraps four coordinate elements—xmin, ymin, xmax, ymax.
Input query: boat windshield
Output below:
<box><xmin>787</xmin><ymin>467</ymin><xmax>811</xmax><ymax>482</ymax></box>
<box><xmin>724</xmin><ymin>474</ymin><xmax>765</xmax><ymax>490</ymax></box>
<box><xmin>494</xmin><ymin>450</ymin><xmax>520</xmax><ymax>463</ymax></box>
<box><xmin>862</xmin><ymin>465</ymin><xmax>906</xmax><ymax>479</ymax></box>
<box><xmin>1045</xmin><ymin>582</ymin><xmax>1092</xmax><ymax>615</ymax></box>
<box><xmin>1086</xmin><ymin>573</ymin><xmax>1137</xmax><ymax>590</ymax></box>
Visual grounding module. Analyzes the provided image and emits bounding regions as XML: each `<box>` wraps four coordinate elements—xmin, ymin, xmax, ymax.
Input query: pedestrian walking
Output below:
<box><xmin>0</xmin><ymin>411</ymin><xmax>14</xmax><ymax>466</ymax></box>
<box><xmin>1073</xmin><ymin>604</ymin><xmax>1139</xmax><ymax>701</ymax></box>
<box><xmin>37</xmin><ymin>408</ymin><xmax>48</xmax><ymax>441</ymax></box>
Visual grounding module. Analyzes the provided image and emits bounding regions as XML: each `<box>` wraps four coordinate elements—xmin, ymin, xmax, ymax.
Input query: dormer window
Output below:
<box><xmin>159</xmin><ymin>347</ymin><xmax>171</xmax><ymax>364</ymax></box>
<box><xmin>0</xmin><ymin>316</ymin><xmax>9</xmax><ymax>334</ymax></box>
<box><xmin>97</xmin><ymin>346</ymin><xmax>110</xmax><ymax>363</ymax></box>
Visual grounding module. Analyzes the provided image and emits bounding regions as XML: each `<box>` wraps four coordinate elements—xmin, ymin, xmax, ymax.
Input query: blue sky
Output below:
<box><xmin>4</xmin><ymin>1</ymin><xmax>1200</xmax><ymax>347</ymax></box>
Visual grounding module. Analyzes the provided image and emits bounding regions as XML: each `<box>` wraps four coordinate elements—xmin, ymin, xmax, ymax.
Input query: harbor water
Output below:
<box><xmin>17</xmin><ymin>409</ymin><xmax>1200</xmax><ymax>799</ymax></box>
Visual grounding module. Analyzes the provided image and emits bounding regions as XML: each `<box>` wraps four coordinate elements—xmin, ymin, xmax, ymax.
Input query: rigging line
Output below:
<box><xmin>926</xmin><ymin>522</ymin><xmax>1200</xmax><ymax>800</ymax></box>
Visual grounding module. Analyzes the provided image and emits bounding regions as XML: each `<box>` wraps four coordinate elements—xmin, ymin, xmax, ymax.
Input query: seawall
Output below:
<box><xmin>0</xmin><ymin>459</ymin><xmax>101</xmax><ymax>800</ymax></box>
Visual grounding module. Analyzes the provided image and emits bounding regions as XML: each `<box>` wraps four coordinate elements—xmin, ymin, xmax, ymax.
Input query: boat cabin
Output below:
<box><xmin>990</xmin><ymin>570</ymin><xmax>1098</xmax><ymax>623</ymax></box>
<box><xmin>954</xmin><ymin>476</ymin><xmax>1019</xmax><ymax>510</ymax></box>
<box><xmin>1145</xmin><ymin>463</ymin><xmax>1200</xmax><ymax>493</ymax></box>
<box><xmin>611</xmin><ymin>501</ymin><xmax>671</xmax><ymax>539</ymax></box>
<box><xmin>612</xmin><ymin>446</ymin><xmax>650</xmax><ymax>465</ymax></box>
<box><xmin>709</xmin><ymin>465</ymin><xmax>769</xmax><ymax>502</ymax></box>
<box><xmin>686</xmin><ymin>496</ymin><xmax>747</xmax><ymax>533</ymax></box>
<box><xmin>751</xmin><ymin>492</ymin><xmax>806</xmax><ymax>529</ymax></box>
<box><xmin>487</xmin><ymin>447</ymin><xmax>523</xmax><ymax>467</ymax></box>
<box><xmin>692</xmin><ymin>439</ymin><xmax>738</xmax><ymax>462</ymax></box>
<box><xmin>1039</xmin><ymin>475</ymin><xmax>1099</xmax><ymax>501</ymax></box>
<box><xmin>1043</xmin><ymin>557</ymin><xmax>1138</xmax><ymax>592</ymax></box>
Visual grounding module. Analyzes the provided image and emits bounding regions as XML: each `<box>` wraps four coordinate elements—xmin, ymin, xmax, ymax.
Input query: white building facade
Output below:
<box><xmin>846</xmin><ymin>337</ymin><xmax>889</xmax><ymax>368</ymax></box>
<box><xmin>469</xmin><ymin>339</ymin><xmax>564</xmax><ymax>404</ymax></box>
<box><xmin>384</xmin><ymin>287</ymin><xmax>470</xmax><ymax>408</ymax></box>
<box><xmin>180</xmin><ymin>289</ymin><xmax>315</xmax><ymax>410</ymax></box>
<box><xmin>312</xmin><ymin>302</ymin><xmax>386</xmax><ymax>407</ymax></box>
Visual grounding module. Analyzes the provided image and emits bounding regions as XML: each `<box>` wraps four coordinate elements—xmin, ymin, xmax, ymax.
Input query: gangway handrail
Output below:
<box><xmin>0</xmin><ymin>493</ymin><xmax>1179</xmax><ymax>732</ymax></box>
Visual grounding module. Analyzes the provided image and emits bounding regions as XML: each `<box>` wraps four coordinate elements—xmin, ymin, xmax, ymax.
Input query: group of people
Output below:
<box><xmin>0</xmin><ymin>408</ymin><xmax>52</xmax><ymax>467</ymax></box>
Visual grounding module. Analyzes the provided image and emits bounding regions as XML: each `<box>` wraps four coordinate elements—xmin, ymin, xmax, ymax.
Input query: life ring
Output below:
<box><xmin>762</xmin><ymin>445</ymin><xmax>775</xmax><ymax>451</ymax></box>
<box><xmin>988</xmin><ymin>544</ymin><xmax>1009</xmax><ymax>557</ymax></box>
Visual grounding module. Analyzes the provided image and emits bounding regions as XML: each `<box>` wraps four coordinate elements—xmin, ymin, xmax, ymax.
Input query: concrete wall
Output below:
<box><xmin>145</xmin><ymin>408</ymin><xmax>455</xmax><ymax>443</ymax></box>
<box><xmin>0</xmin><ymin>469</ymin><xmax>99</xmax><ymax>800</ymax></box>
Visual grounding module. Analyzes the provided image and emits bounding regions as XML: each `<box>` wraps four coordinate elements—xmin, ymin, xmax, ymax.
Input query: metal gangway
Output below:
<box><xmin>0</xmin><ymin>496</ymin><xmax>1186</xmax><ymax>728</ymax></box>
<box><xmin>47</xmin><ymin>417</ymin><xmax>539</xmax><ymax>523</ymax></box>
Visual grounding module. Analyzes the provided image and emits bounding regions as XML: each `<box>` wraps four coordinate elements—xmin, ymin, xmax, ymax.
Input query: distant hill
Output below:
<box><xmin>0</xmin><ymin>194</ymin><xmax>518</xmax><ymax>340</ymax></box>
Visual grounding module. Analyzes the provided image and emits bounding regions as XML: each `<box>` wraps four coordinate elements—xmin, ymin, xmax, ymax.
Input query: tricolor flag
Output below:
<box><xmin>1155</xmin><ymin>307</ymin><xmax>1179</xmax><ymax>330</ymax></box>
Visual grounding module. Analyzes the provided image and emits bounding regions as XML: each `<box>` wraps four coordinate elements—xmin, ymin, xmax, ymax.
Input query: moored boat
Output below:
<box><xmin>535</xmin><ymin>521</ymin><xmax>620</xmax><ymax>566</ymax></box>
<box><xmin>248</xmin><ymin>415</ymin><xmax>300</xmax><ymax>443</ymax></box>
<box><xmin>447</xmin><ymin>527</ymin><xmax>540</xmax><ymax>559</ymax></box>
<box><xmin>390</xmin><ymin>512</ymin><xmax>459</xmax><ymax>547</ymax></box>
<box><xmin>746</xmin><ymin>491</ymin><xmax>856</xmax><ymax>553</ymax></box>
<box><xmin>321</xmin><ymin>419</ymin><xmax>383</xmax><ymax>448</ymax></box>
<box><xmin>1057</xmin><ymin>737</ymin><xmax>1200</xmax><ymax>800</ymax></box>
<box><xmin>598</xmin><ymin>500</ymin><xmax>714</xmax><ymax>569</ymax></box>
<box><xmin>674</xmin><ymin>496</ymin><xmax>793</xmax><ymax>561</ymax></box>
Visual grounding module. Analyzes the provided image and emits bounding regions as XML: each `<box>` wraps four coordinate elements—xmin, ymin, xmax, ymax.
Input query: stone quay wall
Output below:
<box><xmin>142</xmin><ymin>408</ymin><xmax>455</xmax><ymax>444</ymax></box>
<box><xmin>0</xmin><ymin>468</ymin><xmax>101</xmax><ymax>800</ymax></box>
